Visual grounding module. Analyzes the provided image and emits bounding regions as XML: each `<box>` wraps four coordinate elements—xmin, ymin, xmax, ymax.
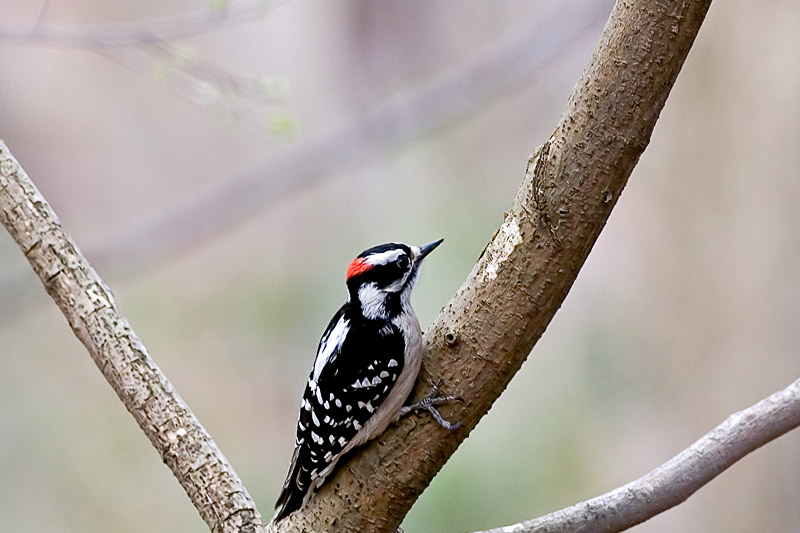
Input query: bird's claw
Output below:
<box><xmin>400</xmin><ymin>379</ymin><xmax>462</xmax><ymax>430</ymax></box>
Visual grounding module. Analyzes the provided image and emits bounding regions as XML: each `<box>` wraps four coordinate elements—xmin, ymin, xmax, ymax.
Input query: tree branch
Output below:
<box><xmin>274</xmin><ymin>0</ymin><xmax>713</xmax><ymax>531</ymax></box>
<box><xmin>474</xmin><ymin>376</ymin><xmax>800</xmax><ymax>533</ymax></box>
<box><xmin>0</xmin><ymin>142</ymin><xmax>263</xmax><ymax>533</ymax></box>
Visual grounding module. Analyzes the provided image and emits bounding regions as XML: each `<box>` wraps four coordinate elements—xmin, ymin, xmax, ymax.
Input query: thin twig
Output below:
<box><xmin>1</xmin><ymin>0</ymin><xmax>287</xmax><ymax>48</ymax></box>
<box><xmin>475</xmin><ymin>377</ymin><xmax>800</xmax><ymax>533</ymax></box>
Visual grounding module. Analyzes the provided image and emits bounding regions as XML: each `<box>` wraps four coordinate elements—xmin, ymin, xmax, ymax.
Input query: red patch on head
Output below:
<box><xmin>346</xmin><ymin>258</ymin><xmax>372</xmax><ymax>280</ymax></box>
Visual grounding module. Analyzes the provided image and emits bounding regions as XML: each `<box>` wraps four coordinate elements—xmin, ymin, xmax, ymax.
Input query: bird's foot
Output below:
<box><xmin>400</xmin><ymin>380</ymin><xmax>461</xmax><ymax>430</ymax></box>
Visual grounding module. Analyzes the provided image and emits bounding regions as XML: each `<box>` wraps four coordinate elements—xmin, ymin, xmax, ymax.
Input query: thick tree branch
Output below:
<box><xmin>0</xmin><ymin>142</ymin><xmax>263</xmax><ymax>533</ymax></box>
<box><xmin>274</xmin><ymin>0</ymin><xmax>713</xmax><ymax>531</ymax></box>
<box><xmin>475</xmin><ymin>376</ymin><xmax>800</xmax><ymax>533</ymax></box>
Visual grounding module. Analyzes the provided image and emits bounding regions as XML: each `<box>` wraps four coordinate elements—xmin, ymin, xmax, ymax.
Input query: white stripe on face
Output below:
<box><xmin>365</xmin><ymin>248</ymin><xmax>405</xmax><ymax>267</ymax></box>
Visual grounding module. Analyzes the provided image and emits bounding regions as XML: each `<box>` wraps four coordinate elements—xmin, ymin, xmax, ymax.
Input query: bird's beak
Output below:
<box><xmin>416</xmin><ymin>238</ymin><xmax>444</xmax><ymax>261</ymax></box>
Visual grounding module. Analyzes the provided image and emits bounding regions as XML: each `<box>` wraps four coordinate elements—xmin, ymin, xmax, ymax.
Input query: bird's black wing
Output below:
<box><xmin>273</xmin><ymin>309</ymin><xmax>405</xmax><ymax>521</ymax></box>
<box><xmin>274</xmin><ymin>306</ymin><xmax>405</xmax><ymax>520</ymax></box>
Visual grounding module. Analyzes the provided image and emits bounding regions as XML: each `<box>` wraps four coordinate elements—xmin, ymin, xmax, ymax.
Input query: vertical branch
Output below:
<box><xmin>0</xmin><ymin>142</ymin><xmax>263</xmax><ymax>533</ymax></box>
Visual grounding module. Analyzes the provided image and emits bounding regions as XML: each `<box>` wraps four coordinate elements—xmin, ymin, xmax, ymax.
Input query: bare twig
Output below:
<box><xmin>275</xmin><ymin>0</ymin><xmax>714</xmax><ymax>531</ymax></box>
<box><xmin>474</xmin><ymin>377</ymin><xmax>800</xmax><ymax>533</ymax></box>
<box><xmin>0</xmin><ymin>142</ymin><xmax>263</xmax><ymax>533</ymax></box>
<box><xmin>0</xmin><ymin>0</ymin><xmax>291</xmax><ymax>133</ymax></box>
<box><xmin>0</xmin><ymin>0</ymin><xmax>285</xmax><ymax>48</ymax></box>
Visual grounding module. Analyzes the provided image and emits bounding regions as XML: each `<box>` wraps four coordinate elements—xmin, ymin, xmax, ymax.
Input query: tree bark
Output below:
<box><xmin>274</xmin><ymin>0</ymin><xmax>713</xmax><ymax>531</ymax></box>
<box><xmin>0</xmin><ymin>144</ymin><xmax>262</xmax><ymax>532</ymax></box>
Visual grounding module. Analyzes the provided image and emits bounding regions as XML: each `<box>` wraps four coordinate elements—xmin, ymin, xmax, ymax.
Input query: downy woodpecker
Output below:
<box><xmin>273</xmin><ymin>239</ymin><xmax>455</xmax><ymax>522</ymax></box>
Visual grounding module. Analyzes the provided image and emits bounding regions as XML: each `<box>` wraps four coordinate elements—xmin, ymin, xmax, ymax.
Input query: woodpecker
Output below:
<box><xmin>273</xmin><ymin>239</ymin><xmax>456</xmax><ymax>522</ymax></box>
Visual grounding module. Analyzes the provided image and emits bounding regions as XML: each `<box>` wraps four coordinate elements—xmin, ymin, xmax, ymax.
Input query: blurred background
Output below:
<box><xmin>1</xmin><ymin>0</ymin><xmax>799</xmax><ymax>531</ymax></box>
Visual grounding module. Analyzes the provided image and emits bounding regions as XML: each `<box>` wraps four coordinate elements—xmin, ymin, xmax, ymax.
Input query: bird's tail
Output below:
<box><xmin>272</xmin><ymin>446</ymin><xmax>310</xmax><ymax>523</ymax></box>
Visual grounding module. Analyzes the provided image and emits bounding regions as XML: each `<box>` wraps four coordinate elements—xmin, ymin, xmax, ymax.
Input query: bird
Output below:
<box><xmin>273</xmin><ymin>239</ymin><xmax>457</xmax><ymax>522</ymax></box>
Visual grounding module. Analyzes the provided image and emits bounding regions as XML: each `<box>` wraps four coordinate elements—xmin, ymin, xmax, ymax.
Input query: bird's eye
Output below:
<box><xmin>396</xmin><ymin>256</ymin><xmax>410</xmax><ymax>270</ymax></box>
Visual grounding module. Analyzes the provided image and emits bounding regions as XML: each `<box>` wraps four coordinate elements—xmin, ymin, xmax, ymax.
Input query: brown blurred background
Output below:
<box><xmin>1</xmin><ymin>1</ymin><xmax>799</xmax><ymax>531</ymax></box>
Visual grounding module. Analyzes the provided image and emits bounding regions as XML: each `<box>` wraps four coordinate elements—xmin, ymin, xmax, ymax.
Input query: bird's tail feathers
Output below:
<box><xmin>272</xmin><ymin>446</ymin><xmax>309</xmax><ymax>523</ymax></box>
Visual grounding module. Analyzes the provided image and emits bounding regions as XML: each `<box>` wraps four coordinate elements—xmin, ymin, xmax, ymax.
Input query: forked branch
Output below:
<box><xmin>7</xmin><ymin>0</ymin><xmax>767</xmax><ymax>532</ymax></box>
<box><xmin>276</xmin><ymin>0</ymin><xmax>714</xmax><ymax>531</ymax></box>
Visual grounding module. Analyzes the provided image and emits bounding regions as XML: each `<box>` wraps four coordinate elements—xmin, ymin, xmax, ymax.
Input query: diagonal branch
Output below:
<box><xmin>274</xmin><ymin>0</ymin><xmax>713</xmax><ymax>531</ymax></box>
<box><xmin>0</xmin><ymin>142</ymin><xmax>263</xmax><ymax>533</ymax></box>
<box><xmin>474</xmin><ymin>376</ymin><xmax>800</xmax><ymax>533</ymax></box>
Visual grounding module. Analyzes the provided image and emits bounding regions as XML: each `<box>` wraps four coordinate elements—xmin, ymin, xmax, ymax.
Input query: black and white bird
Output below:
<box><xmin>273</xmin><ymin>239</ymin><xmax>456</xmax><ymax>522</ymax></box>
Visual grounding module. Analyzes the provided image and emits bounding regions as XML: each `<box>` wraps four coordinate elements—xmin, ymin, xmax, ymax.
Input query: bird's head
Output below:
<box><xmin>345</xmin><ymin>239</ymin><xmax>443</xmax><ymax>319</ymax></box>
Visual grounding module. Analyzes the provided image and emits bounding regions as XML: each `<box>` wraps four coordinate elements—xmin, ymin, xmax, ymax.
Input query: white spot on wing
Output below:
<box><xmin>388</xmin><ymin>359</ymin><xmax>398</xmax><ymax>368</ymax></box>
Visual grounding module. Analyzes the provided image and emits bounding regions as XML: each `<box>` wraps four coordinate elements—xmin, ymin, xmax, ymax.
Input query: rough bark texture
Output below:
<box><xmin>274</xmin><ymin>0</ymin><xmax>713</xmax><ymax>531</ymax></box>
<box><xmin>0</xmin><ymin>143</ymin><xmax>262</xmax><ymax>533</ymax></box>
<box><xmin>477</xmin><ymin>377</ymin><xmax>800</xmax><ymax>533</ymax></box>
